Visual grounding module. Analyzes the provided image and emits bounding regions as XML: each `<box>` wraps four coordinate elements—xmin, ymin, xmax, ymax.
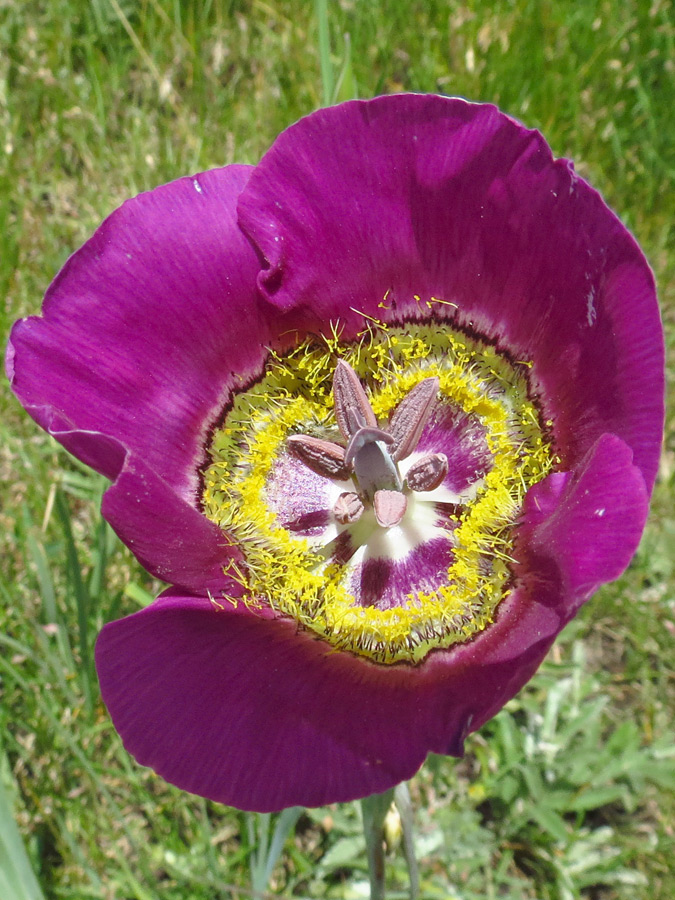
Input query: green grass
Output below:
<box><xmin>1</xmin><ymin>0</ymin><xmax>673</xmax><ymax>898</ymax></box>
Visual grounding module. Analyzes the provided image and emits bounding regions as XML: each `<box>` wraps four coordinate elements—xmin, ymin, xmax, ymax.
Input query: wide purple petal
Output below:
<box><xmin>96</xmin><ymin>594</ymin><xmax>435</xmax><ymax>812</ymax></box>
<box><xmin>97</xmin><ymin>581</ymin><xmax>567</xmax><ymax>812</ymax></box>
<box><xmin>238</xmin><ymin>95</ymin><xmax>663</xmax><ymax>491</ymax></box>
<box><xmin>95</xmin><ymin>432</ymin><xmax>648</xmax><ymax>811</ymax></box>
<box><xmin>7</xmin><ymin>165</ymin><xmax>271</xmax><ymax>497</ymax></box>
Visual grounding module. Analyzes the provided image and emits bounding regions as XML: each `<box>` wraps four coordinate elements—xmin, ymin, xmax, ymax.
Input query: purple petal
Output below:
<box><xmin>96</xmin><ymin>433</ymin><xmax>648</xmax><ymax>810</ymax></box>
<box><xmin>101</xmin><ymin>452</ymin><xmax>242</xmax><ymax>594</ymax></box>
<box><xmin>265</xmin><ymin>448</ymin><xmax>347</xmax><ymax>539</ymax></box>
<box><xmin>517</xmin><ymin>432</ymin><xmax>649</xmax><ymax>609</ymax></box>
<box><xmin>96</xmin><ymin>584</ymin><xmax>566</xmax><ymax>810</ymax></box>
<box><xmin>238</xmin><ymin>95</ymin><xmax>663</xmax><ymax>491</ymax></box>
<box><xmin>96</xmin><ymin>594</ymin><xmax>435</xmax><ymax>812</ymax></box>
<box><xmin>7</xmin><ymin>165</ymin><xmax>270</xmax><ymax>496</ymax></box>
<box><xmin>445</xmin><ymin>431</ymin><xmax>651</xmax><ymax>738</ymax></box>
<box><xmin>414</xmin><ymin>401</ymin><xmax>491</xmax><ymax>494</ymax></box>
<box><xmin>419</xmin><ymin>434</ymin><xmax>652</xmax><ymax>746</ymax></box>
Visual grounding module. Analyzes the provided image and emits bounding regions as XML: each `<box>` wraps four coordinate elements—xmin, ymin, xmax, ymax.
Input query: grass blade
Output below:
<box><xmin>314</xmin><ymin>0</ymin><xmax>333</xmax><ymax>106</ymax></box>
<box><xmin>53</xmin><ymin>490</ymin><xmax>93</xmax><ymax>710</ymax></box>
<box><xmin>0</xmin><ymin>754</ymin><xmax>46</xmax><ymax>900</ymax></box>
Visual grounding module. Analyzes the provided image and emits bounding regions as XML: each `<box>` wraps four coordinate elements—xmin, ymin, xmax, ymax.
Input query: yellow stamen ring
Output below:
<box><xmin>202</xmin><ymin>321</ymin><xmax>556</xmax><ymax>664</ymax></box>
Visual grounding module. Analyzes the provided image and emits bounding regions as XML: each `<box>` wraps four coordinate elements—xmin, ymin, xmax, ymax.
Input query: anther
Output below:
<box><xmin>333</xmin><ymin>360</ymin><xmax>378</xmax><ymax>439</ymax></box>
<box><xmin>287</xmin><ymin>362</ymin><xmax>444</xmax><ymax>528</ymax></box>
<box><xmin>388</xmin><ymin>376</ymin><xmax>440</xmax><ymax>461</ymax></box>
<box><xmin>333</xmin><ymin>492</ymin><xmax>364</xmax><ymax>524</ymax></box>
<box><xmin>287</xmin><ymin>435</ymin><xmax>350</xmax><ymax>480</ymax></box>
<box><xmin>405</xmin><ymin>453</ymin><xmax>449</xmax><ymax>492</ymax></box>
<box><xmin>373</xmin><ymin>490</ymin><xmax>407</xmax><ymax>528</ymax></box>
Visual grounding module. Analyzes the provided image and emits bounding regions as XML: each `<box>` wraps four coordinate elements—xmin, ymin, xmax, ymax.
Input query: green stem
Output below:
<box><xmin>361</xmin><ymin>788</ymin><xmax>394</xmax><ymax>900</ymax></box>
<box><xmin>361</xmin><ymin>783</ymin><xmax>419</xmax><ymax>900</ymax></box>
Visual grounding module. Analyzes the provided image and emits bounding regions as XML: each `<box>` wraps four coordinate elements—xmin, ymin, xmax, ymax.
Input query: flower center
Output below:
<box><xmin>202</xmin><ymin>317</ymin><xmax>557</xmax><ymax>664</ymax></box>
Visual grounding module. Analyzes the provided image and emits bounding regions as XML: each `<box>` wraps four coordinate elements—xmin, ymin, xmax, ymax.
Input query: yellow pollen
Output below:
<box><xmin>202</xmin><ymin>319</ymin><xmax>556</xmax><ymax>665</ymax></box>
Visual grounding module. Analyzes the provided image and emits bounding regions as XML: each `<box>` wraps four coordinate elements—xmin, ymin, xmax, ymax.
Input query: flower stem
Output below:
<box><xmin>361</xmin><ymin>784</ymin><xmax>419</xmax><ymax>900</ymax></box>
<box><xmin>361</xmin><ymin>788</ymin><xmax>394</xmax><ymax>900</ymax></box>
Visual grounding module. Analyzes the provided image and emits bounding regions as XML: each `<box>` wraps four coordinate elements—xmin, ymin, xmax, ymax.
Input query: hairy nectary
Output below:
<box><xmin>202</xmin><ymin>320</ymin><xmax>556</xmax><ymax>664</ymax></box>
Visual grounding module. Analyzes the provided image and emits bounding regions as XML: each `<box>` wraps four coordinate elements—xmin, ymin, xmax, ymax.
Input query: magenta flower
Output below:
<box><xmin>7</xmin><ymin>95</ymin><xmax>663</xmax><ymax>812</ymax></box>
